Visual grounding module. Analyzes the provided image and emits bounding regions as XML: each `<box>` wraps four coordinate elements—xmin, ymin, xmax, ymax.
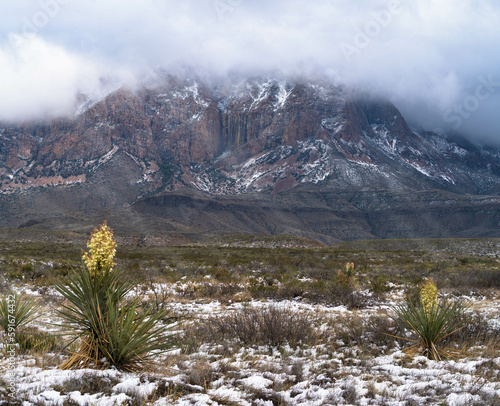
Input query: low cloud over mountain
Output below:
<box><xmin>1</xmin><ymin>0</ymin><xmax>499</xmax><ymax>143</ymax></box>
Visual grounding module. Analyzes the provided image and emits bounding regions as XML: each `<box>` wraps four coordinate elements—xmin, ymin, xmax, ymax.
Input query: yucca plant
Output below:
<box><xmin>55</xmin><ymin>260</ymin><xmax>131</xmax><ymax>369</ymax></box>
<box><xmin>0</xmin><ymin>293</ymin><xmax>40</xmax><ymax>333</ymax></box>
<box><xmin>336</xmin><ymin>261</ymin><xmax>357</xmax><ymax>286</ymax></box>
<box><xmin>390</xmin><ymin>278</ymin><xmax>469</xmax><ymax>360</ymax></box>
<box><xmin>55</xmin><ymin>222</ymin><xmax>177</xmax><ymax>371</ymax></box>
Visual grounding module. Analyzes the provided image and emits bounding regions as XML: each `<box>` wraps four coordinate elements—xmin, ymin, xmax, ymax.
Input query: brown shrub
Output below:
<box><xmin>184</xmin><ymin>305</ymin><xmax>317</xmax><ymax>350</ymax></box>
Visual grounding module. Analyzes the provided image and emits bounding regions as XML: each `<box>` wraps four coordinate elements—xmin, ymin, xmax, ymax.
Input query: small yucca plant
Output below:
<box><xmin>56</xmin><ymin>222</ymin><xmax>176</xmax><ymax>372</ymax></box>
<box><xmin>0</xmin><ymin>293</ymin><xmax>40</xmax><ymax>333</ymax></box>
<box><xmin>337</xmin><ymin>262</ymin><xmax>356</xmax><ymax>285</ymax></box>
<box><xmin>390</xmin><ymin>278</ymin><xmax>469</xmax><ymax>360</ymax></box>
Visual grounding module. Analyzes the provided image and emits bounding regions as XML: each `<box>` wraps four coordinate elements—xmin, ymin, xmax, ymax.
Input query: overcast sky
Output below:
<box><xmin>1</xmin><ymin>0</ymin><xmax>499</xmax><ymax>144</ymax></box>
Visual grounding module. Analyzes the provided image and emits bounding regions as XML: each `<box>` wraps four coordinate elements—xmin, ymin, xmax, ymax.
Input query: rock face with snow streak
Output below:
<box><xmin>2</xmin><ymin>74</ymin><xmax>500</xmax><ymax>240</ymax></box>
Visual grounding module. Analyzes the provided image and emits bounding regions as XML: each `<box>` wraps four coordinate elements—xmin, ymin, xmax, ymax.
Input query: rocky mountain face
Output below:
<box><xmin>2</xmin><ymin>75</ymin><xmax>500</xmax><ymax>242</ymax></box>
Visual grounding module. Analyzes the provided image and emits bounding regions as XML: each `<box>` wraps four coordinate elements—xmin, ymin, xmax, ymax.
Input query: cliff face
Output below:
<box><xmin>2</xmin><ymin>75</ymin><xmax>500</xmax><ymax>196</ymax></box>
<box><xmin>2</xmin><ymin>75</ymin><xmax>500</xmax><ymax>241</ymax></box>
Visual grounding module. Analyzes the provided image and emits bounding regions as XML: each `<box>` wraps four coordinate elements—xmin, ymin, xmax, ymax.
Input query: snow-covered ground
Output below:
<box><xmin>1</xmin><ymin>284</ymin><xmax>499</xmax><ymax>405</ymax></box>
<box><xmin>5</xmin><ymin>348</ymin><xmax>500</xmax><ymax>405</ymax></box>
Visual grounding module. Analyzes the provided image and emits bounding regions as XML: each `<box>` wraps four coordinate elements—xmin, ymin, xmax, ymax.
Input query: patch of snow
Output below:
<box><xmin>450</xmin><ymin>145</ymin><xmax>468</xmax><ymax>157</ymax></box>
<box><xmin>239</xmin><ymin>375</ymin><xmax>273</xmax><ymax>390</ymax></box>
<box><xmin>214</xmin><ymin>149</ymin><xmax>231</xmax><ymax>163</ymax></box>
<box><xmin>191</xmin><ymin>173</ymin><xmax>212</xmax><ymax>193</ymax></box>
<box><xmin>405</xmin><ymin>160</ymin><xmax>432</xmax><ymax>177</ymax></box>
<box><xmin>372</xmin><ymin>124</ymin><xmax>398</xmax><ymax>155</ymax></box>
<box><xmin>190</xmin><ymin>112</ymin><xmax>202</xmax><ymax>122</ymax></box>
<box><xmin>273</xmin><ymin>81</ymin><xmax>293</xmax><ymax>110</ymax></box>
<box><xmin>440</xmin><ymin>174</ymin><xmax>456</xmax><ymax>184</ymax></box>
<box><xmin>173</xmin><ymin>82</ymin><xmax>209</xmax><ymax>108</ymax></box>
<box><xmin>249</xmin><ymin>79</ymin><xmax>273</xmax><ymax>110</ymax></box>
<box><xmin>322</xmin><ymin>116</ymin><xmax>345</xmax><ymax>134</ymax></box>
<box><xmin>242</xmin><ymin>157</ymin><xmax>257</xmax><ymax>169</ymax></box>
<box><xmin>99</xmin><ymin>145</ymin><xmax>119</xmax><ymax>165</ymax></box>
<box><xmin>446</xmin><ymin>392</ymin><xmax>480</xmax><ymax>406</ymax></box>
<box><xmin>75</xmin><ymin>85</ymin><xmax>121</xmax><ymax>116</ymax></box>
<box><xmin>114</xmin><ymin>376</ymin><xmax>156</xmax><ymax>398</ymax></box>
<box><xmin>209</xmin><ymin>387</ymin><xmax>252</xmax><ymax>405</ymax></box>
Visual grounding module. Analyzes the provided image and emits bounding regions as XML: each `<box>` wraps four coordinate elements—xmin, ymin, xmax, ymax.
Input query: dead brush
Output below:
<box><xmin>184</xmin><ymin>305</ymin><xmax>317</xmax><ymax>350</ymax></box>
<box><xmin>326</xmin><ymin>312</ymin><xmax>401</xmax><ymax>356</ymax></box>
<box><xmin>444</xmin><ymin>310</ymin><xmax>500</xmax><ymax>358</ymax></box>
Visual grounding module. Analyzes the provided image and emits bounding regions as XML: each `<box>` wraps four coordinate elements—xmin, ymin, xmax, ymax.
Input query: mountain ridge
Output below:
<box><xmin>2</xmin><ymin>75</ymin><xmax>500</xmax><ymax>242</ymax></box>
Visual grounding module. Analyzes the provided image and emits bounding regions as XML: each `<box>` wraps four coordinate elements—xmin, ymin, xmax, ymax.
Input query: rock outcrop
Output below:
<box><xmin>2</xmin><ymin>74</ymin><xmax>500</xmax><ymax>241</ymax></box>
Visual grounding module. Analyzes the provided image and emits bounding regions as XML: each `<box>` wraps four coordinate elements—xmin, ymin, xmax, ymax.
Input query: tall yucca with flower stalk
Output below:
<box><xmin>337</xmin><ymin>261</ymin><xmax>356</xmax><ymax>286</ymax></box>
<box><xmin>82</xmin><ymin>221</ymin><xmax>116</xmax><ymax>276</ymax></box>
<box><xmin>56</xmin><ymin>222</ymin><xmax>176</xmax><ymax>372</ymax></box>
<box><xmin>390</xmin><ymin>278</ymin><xmax>469</xmax><ymax>361</ymax></box>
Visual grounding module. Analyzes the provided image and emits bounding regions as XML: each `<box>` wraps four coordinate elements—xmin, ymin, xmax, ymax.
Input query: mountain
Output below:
<box><xmin>2</xmin><ymin>75</ymin><xmax>500</xmax><ymax>242</ymax></box>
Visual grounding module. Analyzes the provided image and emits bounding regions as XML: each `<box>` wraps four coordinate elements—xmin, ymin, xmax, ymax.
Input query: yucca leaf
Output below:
<box><xmin>0</xmin><ymin>293</ymin><xmax>40</xmax><ymax>332</ymax></box>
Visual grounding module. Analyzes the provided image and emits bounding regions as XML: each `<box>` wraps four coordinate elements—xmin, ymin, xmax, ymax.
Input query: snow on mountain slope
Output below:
<box><xmin>1</xmin><ymin>75</ymin><xmax>500</xmax><ymax>199</ymax></box>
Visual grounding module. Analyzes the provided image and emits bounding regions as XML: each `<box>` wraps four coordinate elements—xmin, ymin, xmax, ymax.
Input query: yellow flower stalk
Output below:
<box><xmin>82</xmin><ymin>221</ymin><xmax>117</xmax><ymax>275</ymax></box>
<box><xmin>420</xmin><ymin>278</ymin><xmax>438</xmax><ymax>315</ymax></box>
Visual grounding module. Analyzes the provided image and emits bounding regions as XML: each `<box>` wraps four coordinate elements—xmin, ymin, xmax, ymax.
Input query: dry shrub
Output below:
<box><xmin>186</xmin><ymin>305</ymin><xmax>317</xmax><ymax>350</ymax></box>
<box><xmin>325</xmin><ymin>313</ymin><xmax>402</xmax><ymax>357</ymax></box>
<box><xmin>196</xmin><ymin>283</ymin><xmax>243</xmax><ymax>300</ymax></box>
<box><xmin>438</xmin><ymin>269</ymin><xmax>500</xmax><ymax>293</ymax></box>
<box><xmin>53</xmin><ymin>372</ymin><xmax>120</xmax><ymax>396</ymax></box>
<box><xmin>185</xmin><ymin>360</ymin><xmax>219</xmax><ymax>389</ymax></box>
<box><xmin>329</xmin><ymin>281</ymin><xmax>368</xmax><ymax>309</ymax></box>
<box><xmin>175</xmin><ymin>282</ymin><xmax>243</xmax><ymax>301</ymax></box>
<box><xmin>444</xmin><ymin>310</ymin><xmax>500</xmax><ymax>357</ymax></box>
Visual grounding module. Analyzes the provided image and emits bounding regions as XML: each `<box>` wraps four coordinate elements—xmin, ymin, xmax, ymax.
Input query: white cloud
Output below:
<box><xmin>0</xmin><ymin>35</ymin><xmax>93</xmax><ymax>120</ymax></box>
<box><xmin>0</xmin><ymin>34</ymin><xmax>133</xmax><ymax>121</ymax></box>
<box><xmin>0</xmin><ymin>0</ymin><xmax>499</xmax><ymax>142</ymax></box>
